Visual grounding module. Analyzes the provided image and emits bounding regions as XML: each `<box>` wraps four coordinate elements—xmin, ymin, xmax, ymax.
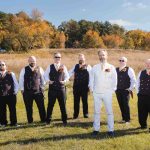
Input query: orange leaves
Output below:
<box><xmin>102</xmin><ymin>34</ymin><xmax>124</xmax><ymax>48</ymax></box>
<box><xmin>82</xmin><ymin>30</ymin><xmax>105</xmax><ymax>48</ymax></box>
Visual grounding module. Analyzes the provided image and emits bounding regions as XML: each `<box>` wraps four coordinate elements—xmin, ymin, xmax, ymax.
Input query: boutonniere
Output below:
<box><xmin>146</xmin><ymin>70</ymin><xmax>150</xmax><ymax>76</ymax></box>
<box><xmin>105</xmin><ymin>68</ymin><xmax>111</xmax><ymax>72</ymax></box>
<box><xmin>33</xmin><ymin>66</ymin><xmax>39</xmax><ymax>73</ymax></box>
<box><xmin>7</xmin><ymin>70</ymin><xmax>12</xmax><ymax>74</ymax></box>
<box><xmin>80</xmin><ymin>64</ymin><xmax>87</xmax><ymax>70</ymax></box>
<box><xmin>121</xmin><ymin>68</ymin><xmax>127</xmax><ymax>72</ymax></box>
<box><xmin>58</xmin><ymin>65</ymin><xmax>64</xmax><ymax>72</ymax></box>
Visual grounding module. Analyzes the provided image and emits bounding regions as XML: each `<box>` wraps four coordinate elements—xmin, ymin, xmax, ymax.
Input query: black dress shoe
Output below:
<box><xmin>84</xmin><ymin>114</ymin><xmax>89</xmax><ymax>118</ymax></box>
<box><xmin>107</xmin><ymin>131</ymin><xmax>114</xmax><ymax>137</ymax></box>
<box><xmin>10</xmin><ymin>124</ymin><xmax>20</xmax><ymax>127</ymax></box>
<box><xmin>63</xmin><ymin>121</ymin><xmax>67</xmax><ymax>126</ymax></box>
<box><xmin>73</xmin><ymin>116</ymin><xmax>78</xmax><ymax>119</ymax></box>
<box><xmin>92</xmin><ymin>131</ymin><xmax>99</xmax><ymax>136</ymax></box>
<box><xmin>1</xmin><ymin>124</ymin><xmax>7</xmax><ymax>127</ymax></box>
<box><xmin>46</xmin><ymin>121</ymin><xmax>51</xmax><ymax>125</ymax></box>
<box><xmin>141</xmin><ymin>126</ymin><xmax>147</xmax><ymax>129</ymax></box>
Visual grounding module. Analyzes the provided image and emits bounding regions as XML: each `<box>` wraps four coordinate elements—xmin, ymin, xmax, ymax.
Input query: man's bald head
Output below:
<box><xmin>28</xmin><ymin>56</ymin><xmax>37</xmax><ymax>67</ymax></box>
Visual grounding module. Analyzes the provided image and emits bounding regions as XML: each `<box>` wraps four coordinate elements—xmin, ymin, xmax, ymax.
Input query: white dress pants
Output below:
<box><xmin>93</xmin><ymin>91</ymin><xmax>114</xmax><ymax>132</ymax></box>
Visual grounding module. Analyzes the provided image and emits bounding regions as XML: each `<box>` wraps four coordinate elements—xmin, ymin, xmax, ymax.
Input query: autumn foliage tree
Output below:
<box><xmin>0</xmin><ymin>10</ymin><xmax>65</xmax><ymax>51</ymax></box>
<box><xmin>1</xmin><ymin>11</ymin><xmax>150</xmax><ymax>51</ymax></box>
<box><xmin>126</xmin><ymin>30</ymin><xmax>145</xmax><ymax>49</ymax></box>
<box><xmin>102</xmin><ymin>34</ymin><xmax>124</xmax><ymax>48</ymax></box>
<box><xmin>82</xmin><ymin>30</ymin><xmax>105</xmax><ymax>48</ymax></box>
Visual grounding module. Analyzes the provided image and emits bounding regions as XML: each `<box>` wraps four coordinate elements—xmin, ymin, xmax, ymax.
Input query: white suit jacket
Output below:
<box><xmin>89</xmin><ymin>63</ymin><xmax>117</xmax><ymax>94</ymax></box>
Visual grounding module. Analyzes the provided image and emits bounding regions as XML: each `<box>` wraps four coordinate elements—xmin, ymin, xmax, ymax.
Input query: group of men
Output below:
<box><xmin>0</xmin><ymin>49</ymin><xmax>150</xmax><ymax>137</ymax></box>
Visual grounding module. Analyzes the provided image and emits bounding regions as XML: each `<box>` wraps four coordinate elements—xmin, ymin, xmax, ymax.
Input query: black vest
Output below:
<box><xmin>73</xmin><ymin>64</ymin><xmax>89</xmax><ymax>89</ymax></box>
<box><xmin>0</xmin><ymin>71</ymin><xmax>14</xmax><ymax>96</ymax></box>
<box><xmin>139</xmin><ymin>70</ymin><xmax>150</xmax><ymax>96</ymax></box>
<box><xmin>116</xmin><ymin>67</ymin><xmax>130</xmax><ymax>90</ymax></box>
<box><xmin>24</xmin><ymin>66</ymin><xmax>41</xmax><ymax>93</ymax></box>
<box><xmin>49</xmin><ymin>64</ymin><xmax>65</xmax><ymax>90</ymax></box>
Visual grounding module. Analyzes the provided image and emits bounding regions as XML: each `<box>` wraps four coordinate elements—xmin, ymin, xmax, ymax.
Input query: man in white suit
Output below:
<box><xmin>89</xmin><ymin>49</ymin><xmax>117</xmax><ymax>136</ymax></box>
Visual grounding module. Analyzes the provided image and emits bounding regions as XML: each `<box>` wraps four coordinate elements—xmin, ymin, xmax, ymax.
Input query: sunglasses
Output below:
<box><xmin>0</xmin><ymin>64</ymin><xmax>5</xmax><ymax>66</ymax></box>
<box><xmin>55</xmin><ymin>56</ymin><xmax>61</xmax><ymax>59</ymax></box>
<box><xmin>119</xmin><ymin>60</ymin><xmax>125</xmax><ymax>62</ymax></box>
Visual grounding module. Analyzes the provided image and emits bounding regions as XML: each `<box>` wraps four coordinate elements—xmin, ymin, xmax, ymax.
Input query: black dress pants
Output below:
<box><xmin>116</xmin><ymin>89</ymin><xmax>130</xmax><ymax>122</ymax></box>
<box><xmin>0</xmin><ymin>95</ymin><xmax>17</xmax><ymax>125</ymax></box>
<box><xmin>23</xmin><ymin>92</ymin><xmax>46</xmax><ymax>123</ymax></box>
<box><xmin>138</xmin><ymin>94</ymin><xmax>150</xmax><ymax>128</ymax></box>
<box><xmin>73</xmin><ymin>87</ymin><xmax>88</xmax><ymax>118</ymax></box>
<box><xmin>46</xmin><ymin>88</ymin><xmax>67</xmax><ymax>123</ymax></box>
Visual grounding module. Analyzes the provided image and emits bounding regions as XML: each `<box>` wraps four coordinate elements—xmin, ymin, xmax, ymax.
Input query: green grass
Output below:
<box><xmin>0</xmin><ymin>87</ymin><xmax>150</xmax><ymax>150</ymax></box>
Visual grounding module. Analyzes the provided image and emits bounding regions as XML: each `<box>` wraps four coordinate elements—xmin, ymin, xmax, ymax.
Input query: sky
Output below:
<box><xmin>0</xmin><ymin>0</ymin><xmax>150</xmax><ymax>31</ymax></box>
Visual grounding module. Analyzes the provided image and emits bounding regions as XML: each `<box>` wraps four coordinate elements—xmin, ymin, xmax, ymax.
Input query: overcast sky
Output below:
<box><xmin>1</xmin><ymin>0</ymin><xmax>150</xmax><ymax>31</ymax></box>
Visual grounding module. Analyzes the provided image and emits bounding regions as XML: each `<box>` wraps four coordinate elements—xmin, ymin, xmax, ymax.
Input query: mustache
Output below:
<box><xmin>29</xmin><ymin>63</ymin><xmax>35</xmax><ymax>67</ymax></box>
<box><xmin>0</xmin><ymin>68</ymin><xmax>5</xmax><ymax>71</ymax></box>
<box><xmin>79</xmin><ymin>60</ymin><xmax>84</xmax><ymax>64</ymax></box>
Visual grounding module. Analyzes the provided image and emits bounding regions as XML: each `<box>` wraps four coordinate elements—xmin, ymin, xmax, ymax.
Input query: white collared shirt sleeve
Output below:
<box><xmin>11</xmin><ymin>72</ymin><xmax>19</xmax><ymax>94</ymax></box>
<box><xmin>87</xmin><ymin>65</ymin><xmax>92</xmax><ymax>86</ymax></box>
<box><xmin>87</xmin><ymin>65</ymin><xmax>92</xmax><ymax>73</ymax></box>
<box><xmin>89</xmin><ymin>67</ymin><xmax>94</xmax><ymax>92</ymax></box>
<box><xmin>136</xmin><ymin>71</ymin><xmax>141</xmax><ymax>94</ymax></box>
<box><xmin>19</xmin><ymin>68</ymin><xmax>25</xmax><ymax>91</ymax></box>
<box><xmin>44</xmin><ymin>65</ymin><xmax>50</xmax><ymax>83</ymax></box>
<box><xmin>111</xmin><ymin>65</ymin><xmax>117</xmax><ymax>92</ymax></box>
<box><xmin>69</xmin><ymin>65</ymin><xmax>75</xmax><ymax>78</ymax></box>
<box><xmin>63</xmin><ymin>65</ymin><xmax>70</xmax><ymax>83</ymax></box>
<box><xmin>128</xmin><ymin>67</ymin><xmax>136</xmax><ymax>91</ymax></box>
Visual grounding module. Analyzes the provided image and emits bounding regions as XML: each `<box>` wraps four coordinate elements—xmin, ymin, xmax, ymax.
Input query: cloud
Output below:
<box><xmin>122</xmin><ymin>2</ymin><xmax>147</xmax><ymax>10</ymax></box>
<box><xmin>109</xmin><ymin>19</ymin><xmax>135</xmax><ymax>27</ymax></box>
<box><xmin>81</xmin><ymin>8</ymin><xmax>86</xmax><ymax>12</ymax></box>
<box><xmin>136</xmin><ymin>2</ymin><xmax>147</xmax><ymax>9</ymax></box>
<box><xmin>122</xmin><ymin>2</ymin><xmax>132</xmax><ymax>7</ymax></box>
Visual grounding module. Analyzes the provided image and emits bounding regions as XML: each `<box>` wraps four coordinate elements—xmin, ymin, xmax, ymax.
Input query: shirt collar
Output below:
<box><xmin>0</xmin><ymin>70</ymin><xmax>7</xmax><ymax>74</ymax></box>
<box><xmin>54</xmin><ymin>63</ymin><xmax>61</xmax><ymax>67</ymax></box>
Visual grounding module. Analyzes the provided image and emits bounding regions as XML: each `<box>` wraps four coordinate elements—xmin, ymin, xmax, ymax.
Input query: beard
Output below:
<box><xmin>29</xmin><ymin>63</ymin><xmax>35</xmax><ymax>68</ymax></box>
<box><xmin>0</xmin><ymin>68</ymin><xmax>5</xmax><ymax>71</ymax></box>
<box><xmin>99</xmin><ymin>57</ymin><xmax>107</xmax><ymax>63</ymax></box>
<box><xmin>79</xmin><ymin>60</ymin><xmax>84</xmax><ymax>64</ymax></box>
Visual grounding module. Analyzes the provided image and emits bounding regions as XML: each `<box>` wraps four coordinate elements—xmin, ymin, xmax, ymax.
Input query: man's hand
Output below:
<box><xmin>89</xmin><ymin>88</ymin><xmax>93</xmax><ymax>93</ymax></box>
<box><xmin>126</xmin><ymin>89</ymin><xmax>133</xmax><ymax>99</ymax></box>
<box><xmin>60</xmin><ymin>81</ymin><xmax>65</xmax><ymax>84</ymax></box>
<box><xmin>49</xmin><ymin>80</ymin><xmax>54</xmax><ymax>84</ymax></box>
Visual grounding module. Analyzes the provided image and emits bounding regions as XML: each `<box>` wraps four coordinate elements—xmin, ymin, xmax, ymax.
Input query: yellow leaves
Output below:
<box><xmin>102</xmin><ymin>34</ymin><xmax>124</xmax><ymax>48</ymax></box>
<box><xmin>82</xmin><ymin>30</ymin><xmax>105</xmax><ymax>48</ymax></box>
<box><xmin>51</xmin><ymin>31</ymin><xmax>66</xmax><ymax>48</ymax></box>
<box><xmin>126</xmin><ymin>30</ymin><xmax>145</xmax><ymax>49</ymax></box>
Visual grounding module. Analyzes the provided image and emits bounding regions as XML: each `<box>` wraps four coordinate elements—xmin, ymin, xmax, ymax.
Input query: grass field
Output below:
<box><xmin>0</xmin><ymin>49</ymin><xmax>150</xmax><ymax>150</ymax></box>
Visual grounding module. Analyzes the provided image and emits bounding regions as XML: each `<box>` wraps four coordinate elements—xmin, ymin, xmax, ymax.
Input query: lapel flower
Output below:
<box><xmin>7</xmin><ymin>70</ymin><xmax>12</xmax><ymax>74</ymax></box>
<box><xmin>121</xmin><ymin>67</ymin><xmax>127</xmax><ymax>72</ymax></box>
<box><xmin>105</xmin><ymin>68</ymin><xmax>110</xmax><ymax>72</ymax></box>
<box><xmin>58</xmin><ymin>65</ymin><xmax>64</xmax><ymax>72</ymax></box>
<box><xmin>33</xmin><ymin>66</ymin><xmax>39</xmax><ymax>73</ymax></box>
<box><xmin>80</xmin><ymin>64</ymin><xmax>87</xmax><ymax>70</ymax></box>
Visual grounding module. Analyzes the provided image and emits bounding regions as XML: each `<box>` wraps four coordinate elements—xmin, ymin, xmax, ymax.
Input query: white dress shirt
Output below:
<box><xmin>0</xmin><ymin>70</ymin><xmax>19</xmax><ymax>94</ymax></box>
<box><xmin>44</xmin><ymin>63</ymin><xmax>69</xmax><ymax>83</ymax></box>
<box><xmin>19</xmin><ymin>66</ymin><xmax>45</xmax><ymax>91</ymax></box>
<box><xmin>89</xmin><ymin>63</ymin><xmax>117</xmax><ymax>93</ymax></box>
<box><xmin>136</xmin><ymin>71</ymin><xmax>142</xmax><ymax>94</ymax></box>
<box><xmin>127</xmin><ymin>67</ymin><xmax>136</xmax><ymax>91</ymax></box>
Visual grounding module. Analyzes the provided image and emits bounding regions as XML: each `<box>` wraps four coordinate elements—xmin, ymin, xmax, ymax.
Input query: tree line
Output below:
<box><xmin>0</xmin><ymin>10</ymin><xmax>150</xmax><ymax>51</ymax></box>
